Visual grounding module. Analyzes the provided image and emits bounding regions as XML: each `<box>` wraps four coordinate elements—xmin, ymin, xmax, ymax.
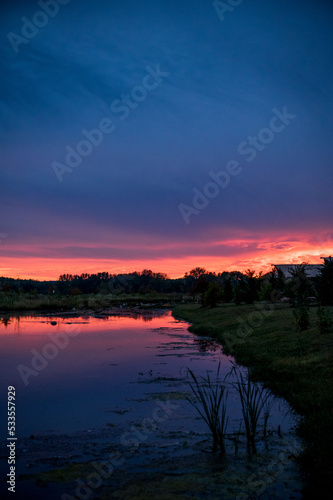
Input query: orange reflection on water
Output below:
<box><xmin>0</xmin><ymin>309</ymin><xmax>173</xmax><ymax>336</ymax></box>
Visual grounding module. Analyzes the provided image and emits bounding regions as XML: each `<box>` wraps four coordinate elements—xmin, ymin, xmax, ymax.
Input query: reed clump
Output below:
<box><xmin>227</xmin><ymin>363</ymin><xmax>274</xmax><ymax>453</ymax></box>
<box><xmin>186</xmin><ymin>362</ymin><xmax>274</xmax><ymax>454</ymax></box>
<box><xmin>186</xmin><ymin>362</ymin><xmax>228</xmax><ymax>454</ymax></box>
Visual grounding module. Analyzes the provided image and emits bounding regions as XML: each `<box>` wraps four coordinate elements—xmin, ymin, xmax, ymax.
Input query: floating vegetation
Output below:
<box><xmin>107</xmin><ymin>408</ymin><xmax>129</xmax><ymax>415</ymax></box>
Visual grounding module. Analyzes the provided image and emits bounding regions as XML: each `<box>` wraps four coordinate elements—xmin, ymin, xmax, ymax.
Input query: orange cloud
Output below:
<box><xmin>1</xmin><ymin>240</ymin><xmax>332</xmax><ymax>281</ymax></box>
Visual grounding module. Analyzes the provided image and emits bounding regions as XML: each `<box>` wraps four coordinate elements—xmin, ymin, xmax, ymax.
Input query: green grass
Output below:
<box><xmin>173</xmin><ymin>302</ymin><xmax>333</xmax><ymax>498</ymax></box>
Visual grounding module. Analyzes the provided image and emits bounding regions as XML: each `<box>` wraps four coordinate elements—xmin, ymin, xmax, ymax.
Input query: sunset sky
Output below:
<box><xmin>1</xmin><ymin>0</ymin><xmax>332</xmax><ymax>280</ymax></box>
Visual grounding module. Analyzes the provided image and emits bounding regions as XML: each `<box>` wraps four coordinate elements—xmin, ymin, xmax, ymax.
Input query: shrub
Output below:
<box><xmin>202</xmin><ymin>283</ymin><xmax>222</xmax><ymax>308</ymax></box>
<box><xmin>293</xmin><ymin>302</ymin><xmax>310</xmax><ymax>331</ymax></box>
<box><xmin>317</xmin><ymin>306</ymin><xmax>332</xmax><ymax>333</ymax></box>
<box><xmin>259</xmin><ymin>283</ymin><xmax>273</xmax><ymax>301</ymax></box>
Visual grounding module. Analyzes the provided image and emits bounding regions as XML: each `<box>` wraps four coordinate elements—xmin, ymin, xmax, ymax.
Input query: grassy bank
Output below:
<box><xmin>0</xmin><ymin>292</ymin><xmax>183</xmax><ymax>313</ymax></box>
<box><xmin>173</xmin><ymin>303</ymin><xmax>333</xmax><ymax>498</ymax></box>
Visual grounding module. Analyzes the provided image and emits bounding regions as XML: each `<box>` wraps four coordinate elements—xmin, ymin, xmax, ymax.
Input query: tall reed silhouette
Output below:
<box><xmin>228</xmin><ymin>362</ymin><xmax>273</xmax><ymax>453</ymax></box>
<box><xmin>186</xmin><ymin>362</ymin><xmax>228</xmax><ymax>454</ymax></box>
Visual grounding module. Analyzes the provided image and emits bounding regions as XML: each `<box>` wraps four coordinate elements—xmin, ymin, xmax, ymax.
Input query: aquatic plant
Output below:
<box><xmin>185</xmin><ymin>362</ymin><xmax>275</xmax><ymax>454</ymax></box>
<box><xmin>228</xmin><ymin>363</ymin><xmax>273</xmax><ymax>453</ymax></box>
<box><xmin>185</xmin><ymin>362</ymin><xmax>228</xmax><ymax>454</ymax></box>
<box><xmin>230</xmin><ymin>422</ymin><xmax>242</xmax><ymax>455</ymax></box>
<box><xmin>263</xmin><ymin>398</ymin><xmax>274</xmax><ymax>439</ymax></box>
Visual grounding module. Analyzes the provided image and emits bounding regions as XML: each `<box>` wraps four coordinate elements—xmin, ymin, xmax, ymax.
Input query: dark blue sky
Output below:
<box><xmin>1</xmin><ymin>0</ymin><xmax>332</xmax><ymax>278</ymax></box>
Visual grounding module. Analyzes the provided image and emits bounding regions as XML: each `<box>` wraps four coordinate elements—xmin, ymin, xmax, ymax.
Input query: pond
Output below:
<box><xmin>0</xmin><ymin>309</ymin><xmax>303</xmax><ymax>499</ymax></box>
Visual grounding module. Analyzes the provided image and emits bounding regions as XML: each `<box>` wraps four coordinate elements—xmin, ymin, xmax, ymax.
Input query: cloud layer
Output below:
<box><xmin>1</xmin><ymin>0</ymin><xmax>332</xmax><ymax>278</ymax></box>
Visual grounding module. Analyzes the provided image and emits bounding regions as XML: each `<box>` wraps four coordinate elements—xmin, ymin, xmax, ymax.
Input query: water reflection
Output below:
<box><xmin>0</xmin><ymin>309</ymin><xmax>303</xmax><ymax>500</ymax></box>
<box><xmin>1</xmin><ymin>316</ymin><xmax>12</xmax><ymax>327</ymax></box>
<box><xmin>94</xmin><ymin>309</ymin><xmax>168</xmax><ymax>322</ymax></box>
<box><xmin>0</xmin><ymin>310</ymin><xmax>298</xmax><ymax>441</ymax></box>
<box><xmin>0</xmin><ymin>308</ymin><xmax>169</xmax><ymax>335</ymax></box>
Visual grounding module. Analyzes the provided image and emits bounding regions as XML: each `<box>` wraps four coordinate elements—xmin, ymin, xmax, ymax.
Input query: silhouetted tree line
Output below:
<box><xmin>56</xmin><ymin>267</ymin><xmax>246</xmax><ymax>300</ymax></box>
<box><xmin>1</xmin><ymin>258</ymin><xmax>332</xmax><ymax>308</ymax></box>
<box><xmin>57</xmin><ymin>270</ymin><xmax>176</xmax><ymax>295</ymax></box>
<box><xmin>0</xmin><ymin>277</ymin><xmax>55</xmax><ymax>295</ymax></box>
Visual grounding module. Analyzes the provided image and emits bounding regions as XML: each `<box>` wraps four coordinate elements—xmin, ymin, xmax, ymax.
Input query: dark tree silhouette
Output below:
<box><xmin>316</xmin><ymin>256</ymin><xmax>333</xmax><ymax>305</ymax></box>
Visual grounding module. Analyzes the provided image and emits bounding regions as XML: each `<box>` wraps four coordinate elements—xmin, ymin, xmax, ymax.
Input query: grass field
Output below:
<box><xmin>172</xmin><ymin>302</ymin><xmax>333</xmax><ymax>498</ymax></box>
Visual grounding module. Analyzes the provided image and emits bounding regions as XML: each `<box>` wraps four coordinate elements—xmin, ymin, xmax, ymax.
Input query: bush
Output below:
<box><xmin>222</xmin><ymin>278</ymin><xmax>233</xmax><ymax>303</ymax></box>
<box><xmin>202</xmin><ymin>283</ymin><xmax>222</xmax><ymax>308</ymax></box>
<box><xmin>259</xmin><ymin>283</ymin><xmax>273</xmax><ymax>301</ymax></box>
<box><xmin>317</xmin><ymin>306</ymin><xmax>332</xmax><ymax>333</ymax></box>
<box><xmin>316</xmin><ymin>257</ymin><xmax>333</xmax><ymax>305</ymax></box>
<box><xmin>293</xmin><ymin>302</ymin><xmax>310</xmax><ymax>331</ymax></box>
<box><xmin>233</xmin><ymin>284</ymin><xmax>243</xmax><ymax>305</ymax></box>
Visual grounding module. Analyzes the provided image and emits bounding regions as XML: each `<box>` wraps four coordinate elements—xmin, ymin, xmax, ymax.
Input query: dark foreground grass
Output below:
<box><xmin>173</xmin><ymin>303</ymin><xmax>333</xmax><ymax>498</ymax></box>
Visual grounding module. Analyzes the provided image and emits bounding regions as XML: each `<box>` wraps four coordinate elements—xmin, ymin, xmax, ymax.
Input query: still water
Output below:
<box><xmin>0</xmin><ymin>310</ymin><xmax>303</xmax><ymax>499</ymax></box>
